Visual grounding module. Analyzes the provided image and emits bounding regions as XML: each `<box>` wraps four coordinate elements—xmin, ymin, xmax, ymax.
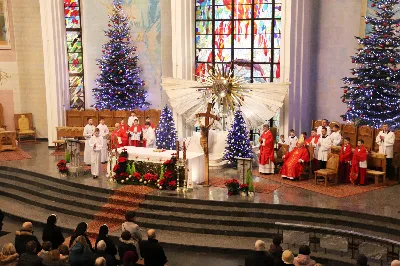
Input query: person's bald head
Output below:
<box><xmin>255</xmin><ymin>240</ymin><xmax>266</xmax><ymax>251</ymax></box>
<box><xmin>22</xmin><ymin>222</ymin><xmax>33</xmax><ymax>231</ymax></box>
<box><xmin>147</xmin><ymin>229</ymin><xmax>156</xmax><ymax>239</ymax></box>
<box><xmin>391</xmin><ymin>260</ymin><xmax>400</xmax><ymax>266</ymax></box>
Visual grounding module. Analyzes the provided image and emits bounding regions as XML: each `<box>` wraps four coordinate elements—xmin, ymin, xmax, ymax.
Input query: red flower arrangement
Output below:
<box><xmin>224</xmin><ymin>179</ymin><xmax>240</xmax><ymax>196</ymax></box>
<box><xmin>163</xmin><ymin>160</ymin><xmax>171</xmax><ymax>165</ymax></box>
<box><xmin>240</xmin><ymin>184</ymin><xmax>249</xmax><ymax>195</ymax></box>
<box><xmin>118</xmin><ymin>157</ymin><xmax>127</xmax><ymax>163</ymax></box>
<box><xmin>56</xmin><ymin>160</ymin><xmax>69</xmax><ymax>174</ymax></box>
<box><xmin>163</xmin><ymin>170</ymin><xmax>173</xmax><ymax>179</ymax></box>
<box><xmin>168</xmin><ymin>180</ymin><xmax>177</xmax><ymax>189</ymax></box>
<box><xmin>133</xmin><ymin>172</ymin><xmax>141</xmax><ymax>180</ymax></box>
<box><xmin>144</xmin><ymin>173</ymin><xmax>158</xmax><ymax>183</ymax></box>
<box><xmin>113</xmin><ymin>164</ymin><xmax>120</xmax><ymax>172</ymax></box>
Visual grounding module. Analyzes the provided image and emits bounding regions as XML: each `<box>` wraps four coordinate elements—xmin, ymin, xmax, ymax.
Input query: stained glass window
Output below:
<box><xmin>64</xmin><ymin>0</ymin><xmax>85</xmax><ymax>109</ymax></box>
<box><xmin>195</xmin><ymin>0</ymin><xmax>282</xmax><ymax>83</ymax></box>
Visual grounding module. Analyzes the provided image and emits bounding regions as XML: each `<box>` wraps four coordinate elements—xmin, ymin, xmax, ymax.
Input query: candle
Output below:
<box><xmin>176</xmin><ymin>140</ymin><xmax>180</xmax><ymax>160</ymax></box>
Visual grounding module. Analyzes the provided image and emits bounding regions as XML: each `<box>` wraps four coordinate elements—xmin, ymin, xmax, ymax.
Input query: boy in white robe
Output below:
<box><xmin>143</xmin><ymin>122</ymin><xmax>156</xmax><ymax>148</ymax></box>
<box><xmin>127</xmin><ymin>112</ymin><xmax>138</xmax><ymax>127</ymax></box>
<box><xmin>83</xmin><ymin>118</ymin><xmax>96</xmax><ymax>165</ymax></box>
<box><xmin>330</xmin><ymin>124</ymin><xmax>342</xmax><ymax>146</ymax></box>
<box><xmin>375</xmin><ymin>123</ymin><xmax>395</xmax><ymax>178</ymax></box>
<box><xmin>317</xmin><ymin>119</ymin><xmax>332</xmax><ymax>136</ymax></box>
<box><xmin>89</xmin><ymin>128</ymin><xmax>103</xmax><ymax>179</ymax></box>
<box><xmin>286</xmin><ymin>129</ymin><xmax>298</xmax><ymax>152</ymax></box>
<box><xmin>317</xmin><ymin>127</ymin><xmax>332</xmax><ymax>169</ymax></box>
<box><xmin>97</xmin><ymin>118</ymin><xmax>109</xmax><ymax>163</ymax></box>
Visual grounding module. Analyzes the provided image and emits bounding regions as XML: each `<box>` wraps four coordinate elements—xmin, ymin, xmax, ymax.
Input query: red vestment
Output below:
<box><xmin>116</xmin><ymin>129</ymin><xmax>129</xmax><ymax>147</ymax></box>
<box><xmin>305</xmin><ymin>135</ymin><xmax>319</xmax><ymax>146</ymax></box>
<box><xmin>110</xmin><ymin>131</ymin><xmax>119</xmax><ymax>149</ymax></box>
<box><xmin>339</xmin><ymin>143</ymin><xmax>353</xmax><ymax>183</ymax></box>
<box><xmin>259</xmin><ymin>130</ymin><xmax>275</xmax><ymax>165</ymax></box>
<box><xmin>280</xmin><ymin>147</ymin><xmax>310</xmax><ymax>179</ymax></box>
<box><xmin>120</xmin><ymin>123</ymin><xmax>128</xmax><ymax>132</ymax></box>
<box><xmin>350</xmin><ymin>146</ymin><xmax>367</xmax><ymax>185</ymax></box>
<box><xmin>129</xmin><ymin>125</ymin><xmax>142</xmax><ymax>147</ymax></box>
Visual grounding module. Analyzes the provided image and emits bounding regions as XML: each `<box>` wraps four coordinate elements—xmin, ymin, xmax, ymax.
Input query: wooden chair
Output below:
<box><xmin>392</xmin><ymin>153</ymin><xmax>400</xmax><ymax>181</ymax></box>
<box><xmin>314</xmin><ymin>153</ymin><xmax>339</xmax><ymax>186</ymax></box>
<box><xmin>357</xmin><ymin>125</ymin><xmax>374</xmax><ymax>152</ymax></box>
<box><xmin>366</xmin><ymin>153</ymin><xmax>386</xmax><ymax>185</ymax></box>
<box><xmin>66</xmin><ymin>109</ymin><xmax>83</xmax><ymax>127</ymax></box>
<box><xmin>275</xmin><ymin>144</ymin><xmax>289</xmax><ymax>167</ymax></box>
<box><xmin>342</xmin><ymin>123</ymin><xmax>357</xmax><ymax>148</ymax></box>
<box><xmin>0</xmin><ymin>103</ymin><xmax>6</xmax><ymax>131</ymax></box>
<box><xmin>14</xmin><ymin>113</ymin><xmax>36</xmax><ymax>143</ymax></box>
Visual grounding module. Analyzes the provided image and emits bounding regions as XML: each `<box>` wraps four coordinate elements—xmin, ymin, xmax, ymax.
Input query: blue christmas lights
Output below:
<box><xmin>156</xmin><ymin>106</ymin><xmax>178</xmax><ymax>150</ymax></box>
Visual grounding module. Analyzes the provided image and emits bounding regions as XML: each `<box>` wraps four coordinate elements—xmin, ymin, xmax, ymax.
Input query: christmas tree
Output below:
<box><xmin>156</xmin><ymin>106</ymin><xmax>177</xmax><ymax>150</ymax></box>
<box><xmin>223</xmin><ymin>110</ymin><xmax>253</xmax><ymax>167</ymax></box>
<box><xmin>92</xmin><ymin>0</ymin><xmax>150</xmax><ymax>110</ymax></box>
<box><xmin>342</xmin><ymin>0</ymin><xmax>400</xmax><ymax>128</ymax></box>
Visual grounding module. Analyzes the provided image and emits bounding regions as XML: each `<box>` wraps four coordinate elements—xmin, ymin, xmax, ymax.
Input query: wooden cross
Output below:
<box><xmin>196</xmin><ymin>103</ymin><xmax>220</xmax><ymax>186</ymax></box>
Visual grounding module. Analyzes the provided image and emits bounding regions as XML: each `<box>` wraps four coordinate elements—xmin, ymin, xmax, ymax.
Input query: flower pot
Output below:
<box><xmin>60</xmin><ymin>173</ymin><xmax>67</xmax><ymax>178</ymax></box>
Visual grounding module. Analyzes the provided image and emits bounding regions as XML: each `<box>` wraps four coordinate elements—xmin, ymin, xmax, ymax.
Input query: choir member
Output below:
<box><xmin>338</xmin><ymin>137</ymin><xmax>353</xmax><ymax>183</ymax></box>
<box><xmin>375</xmin><ymin>123</ymin><xmax>395</xmax><ymax>178</ymax></box>
<box><xmin>144</xmin><ymin>116</ymin><xmax>155</xmax><ymax>129</ymax></box>
<box><xmin>277</xmin><ymin>135</ymin><xmax>285</xmax><ymax>150</ymax></box>
<box><xmin>97</xmin><ymin>118</ymin><xmax>109</xmax><ymax>163</ymax></box>
<box><xmin>89</xmin><ymin>128</ymin><xmax>103</xmax><ymax>179</ymax></box>
<box><xmin>286</xmin><ymin>129</ymin><xmax>298</xmax><ymax>152</ymax></box>
<box><xmin>350</xmin><ymin>139</ymin><xmax>368</xmax><ymax>185</ymax></box>
<box><xmin>317</xmin><ymin>119</ymin><xmax>331</xmax><ymax>136</ymax></box>
<box><xmin>128</xmin><ymin>112</ymin><xmax>138</xmax><ymax>127</ymax></box>
<box><xmin>129</xmin><ymin>119</ymin><xmax>142</xmax><ymax>147</ymax></box>
<box><xmin>83</xmin><ymin>118</ymin><xmax>96</xmax><ymax>165</ymax></box>
<box><xmin>305</xmin><ymin>129</ymin><xmax>320</xmax><ymax>172</ymax></box>
<box><xmin>330</xmin><ymin>124</ymin><xmax>342</xmax><ymax>146</ymax></box>
<box><xmin>317</xmin><ymin>127</ymin><xmax>331</xmax><ymax>169</ymax></box>
<box><xmin>280</xmin><ymin>140</ymin><xmax>310</xmax><ymax>180</ymax></box>
<box><xmin>258</xmin><ymin>124</ymin><xmax>275</xmax><ymax>174</ymax></box>
<box><xmin>143</xmin><ymin>122</ymin><xmax>156</xmax><ymax>148</ymax></box>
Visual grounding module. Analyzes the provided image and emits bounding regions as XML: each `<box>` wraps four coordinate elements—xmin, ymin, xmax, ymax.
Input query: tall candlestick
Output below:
<box><xmin>176</xmin><ymin>140</ymin><xmax>180</xmax><ymax>160</ymax></box>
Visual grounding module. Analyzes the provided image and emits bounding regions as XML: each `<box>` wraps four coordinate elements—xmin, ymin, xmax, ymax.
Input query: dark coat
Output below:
<box><xmin>69</xmin><ymin>242</ymin><xmax>93</xmax><ymax>266</ymax></box>
<box><xmin>139</xmin><ymin>239</ymin><xmax>167</xmax><ymax>266</ymax></box>
<box><xmin>95</xmin><ymin>236</ymin><xmax>117</xmax><ymax>256</ymax></box>
<box><xmin>274</xmin><ymin>258</ymin><xmax>295</xmax><ymax>266</ymax></box>
<box><xmin>93</xmin><ymin>251</ymin><xmax>116</xmax><ymax>266</ymax></box>
<box><xmin>42</xmin><ymin>225</ymin><xmax>64</xmax><ymax>249</ymax></box>
<box><xmin>269</xmin><ymin>245</ymin><xmax>283</xmax><ymax>261</ymax></box>
<box><xmin>14</xmin><ymin>230</ymin><xmax>42</xmax><ymax>255</ymax></box>
<box><xmin>117</xmin><ymin>239</ymin><xmax>138</xmax><ymax>263</ymax></box>
<box><xmin>42</xmin><ymin>261</ymin><xmax>69</xmax><ymax>266</ymax></box>
<box><xmin>0</xmin><ymin>253</ymin><xmax>19</xmax><ymax>266</ymax></box>
<box><xmin>245</xmin><ymin>251</ymin><xmax>275</xmax><ymax>266</ymax></box>
<box><xmin>16</xmin><ymin>252</ymin><xmax>42</xmax><ymax>266</ymax></box>
<box><xmin>69</xmin><ymin>235</ymin><xmax>93</xmax><ymax>252</ymax></box>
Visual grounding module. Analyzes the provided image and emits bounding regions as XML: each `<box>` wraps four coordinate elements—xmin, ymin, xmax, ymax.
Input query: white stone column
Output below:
<box><xmin>39</xmin><ymin>0</ymin><xmax>69</xmax><ymax>146</ymax></box>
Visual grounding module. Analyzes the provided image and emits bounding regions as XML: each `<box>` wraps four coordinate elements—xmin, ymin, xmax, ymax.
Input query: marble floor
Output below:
<box><xmin>1</xmin><ymin>142</ymin><xmax>400</xmax><ymax>219</ymax></box>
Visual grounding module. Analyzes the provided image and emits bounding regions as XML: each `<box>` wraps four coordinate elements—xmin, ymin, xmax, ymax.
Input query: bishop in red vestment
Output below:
<box><xmin>350</xmin><ymin>140</ymin><xmax>368</xmax><ymax>185</ymax></box>
<box><xmin>110</xmin><ymin>123</ymin><xmax>120</xmax><ymax>150</ymax></box>
<box><xmin>280</xmin><ymin>141</ymin><xmax>310</xmax><ymax>180</ymax></box>
<box><xmin>258</xmin><ymin>124</ymin><xmax>275</xmax><ymax>174</ymax></box>
<box><xmin>338</xmin><ymin>137</ymin><xmax>353</xmax><ymax>183</ymax></box>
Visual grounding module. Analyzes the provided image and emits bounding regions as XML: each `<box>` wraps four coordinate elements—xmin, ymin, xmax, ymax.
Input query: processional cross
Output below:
<box><xmin>196</xmin><ymin>103</ymin><xmax>220</xmax><ymax>186</ymax></box>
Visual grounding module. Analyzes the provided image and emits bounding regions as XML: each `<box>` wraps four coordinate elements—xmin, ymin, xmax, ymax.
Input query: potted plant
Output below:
<box><xmin>224</xmin><ymin>179</ymin><xmax>240</xmax><ymax>196</ymax></box>
<box><xmin>56</xmin><ymin>160</ymin><xmax>69</xmax><ymax>177</ymax></box>
<box><xmin>240</xmin><ymin>184</ymin><xmax>249</xmax><ymax>196</ymax></box>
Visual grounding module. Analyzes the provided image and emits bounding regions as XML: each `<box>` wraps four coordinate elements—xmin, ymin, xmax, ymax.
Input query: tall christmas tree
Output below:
<box><xmin>92</xmin><ymin>0</ymin><xmax>150</xmax><ymax>110</ymax></box>
<box><xmin>342</xmin><ymin>0</ymin><xmax>400</xmax><ymax>128</ymax></box>
<box><xmin>156</xmin><ymin>106</ymin><xmax>177</xmax><ymax>150</ymax></box>
<box><xmin>223</xmin><ymin>110</ymin><xmax>253</xmax><ymax>167</ymax></box>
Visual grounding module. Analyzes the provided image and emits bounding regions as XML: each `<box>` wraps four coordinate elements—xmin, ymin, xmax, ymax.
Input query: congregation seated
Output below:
<box><xmin>139</xmin><ymin>229</ymin><xmax>167</xmax><ymax>266</ymax></box>
<box><xmin>58</xmin><ymin>245</ymin><xmax>69</xmax><ymax>264</ymax></box>
<box><xmin>356</xmin><ymin>254</ymin><xmax>368</xmax><ymax>266</ymax></box>
<box><xmin>69</xmin><ymin>235</ymin><xmax>94</xmax><ymax>266</ymax></box>
<box><xmin>68</xmin><ymin>222</ymin><xmax>93</xmax><ymax>251</ymax></box>
<box><xmin>38</xmin><ymin>241</ymin><xmax>52</xmax><ymax>260</ymax></box>
<box><xmin>121</xmin><ymin>251</ymin><xmax>137</xmax><ymax>266</ymax></box>
<box><xmin>95</xmin><ymin>225</ymin><xmax>117</xmax><ymax>260</ymax></box>
<box><xmin>244</xmin><ymin>240</ymin><xmax>274</xmax><ymax>266</ymax></box>
<box><xmin>268</xmin><ymin>235</ymin><xmax>283</xmax><ymax>261</ymax></box>
<box><xmin>93</xmin><ymin>241</ymin><xmax>115</xmax><ymax>266</ymax></box>
<box><xmin>293</xmin><ymin>245</ymin><xmax>316</xmax><ymax>266</ymax></box>
<box><xmin>122</xmin><ymin>211</ymin><xmax>142</xmax><ymax>243</ymax></box>
<box><xmin>93</xmin><ymin>257</ymin><xmax>106</xmax><ymax>266</ymax></box>
<box><xmin>42</xmin><ymin>249</ymin><xmax>69</xmax><ymax>266</ymax></box>
<box><xmin>18</xmin><ymin>241</ymin><xmax>42</xmax><ymax>266</ymax></box>
<box><xmin>275</xmin><ymin>250</ymin><xmax>295</xmax><ymax>266</ymax></box>
<box><xmin>14</xmin><ymin>222</ymin><xmax>41</xmax><ymax>255</ymax></box>
<box><xmin>0</xmin><ymin>243</ymin><xmax>19</xmax><ymax>266</ymax></box>
<box><xmin>117</xmin><ymin>231</ymin><xmax>138</xmax><ymax>264</ymax></box>
<box><xmin>42</xmin><ymin>215</ymin><xmax>65</xmax><ymax>250</ymax></box>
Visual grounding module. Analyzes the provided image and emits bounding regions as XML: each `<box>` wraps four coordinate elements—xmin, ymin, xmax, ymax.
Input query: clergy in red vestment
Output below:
<box><xmin>305</xmin><ymin>129</ymin><xmax>320</xmax><ymax>172</ymax></box>
<box><xmin>258</xmin><ymin>124</ymin><xmax>275</xmax><ymax>174</ymax></box>
<box><xmin>350</xmin><ymin>139</ymin><xmax>368</xmax><ymax>185</ymax></box>
<box><xmin>120</xmin><ymin>119</ymin><xmax>129</xmax><ymax>132</ymax></box>
<box><xmin>338</xmin><ymin>137</ymin><xmax>353</xmax><ymax>183</ymax></box>
<box><xmin>280</xmin><ymin>140</ymin><xmax>310</xmax><ymax>180</ymax></box>
<box><xmin>114</xmin><ymin>123</ymin><xmax>129</xmax><ymax>147</ymax></box>
<box><xmin>110</xmin><ymin>123</ymin><xmax>120</xmax><ymax>149</ymax></box>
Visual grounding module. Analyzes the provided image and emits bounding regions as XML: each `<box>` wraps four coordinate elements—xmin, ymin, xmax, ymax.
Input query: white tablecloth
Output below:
<box><xmin>186</xmin><ymin>130</ymin><xmax>228</xmax><ymax>155</ymax></box>
<box><xmin>117</xmin><ymin>147</ymin><xmax>205</xmax><ymax>184</ymax></box>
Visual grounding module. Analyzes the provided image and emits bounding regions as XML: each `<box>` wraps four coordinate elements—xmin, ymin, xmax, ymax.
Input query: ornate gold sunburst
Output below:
<box><xmin>194</xmin><ymin>65</ymin><xmax>248</xmax><ymax>114</ymax></box>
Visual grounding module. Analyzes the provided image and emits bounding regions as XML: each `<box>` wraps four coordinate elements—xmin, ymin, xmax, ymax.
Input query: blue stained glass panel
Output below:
<box><xmin>275</xmin><ymin>4</ymin><xmax>282</xmax><ymax>18</ymax></box>
<box><xmin>254</xmin><ymin>20</ymin><xmax>272</xmax><ymax>34</ymax></box>
<box><xmin>196</xmin><ymin>5</ymin><xmax>213</xmax><ymax>20</ymax></box>
<box><xmin>255</xmin><ymin>4</ymin><xmax>272</xmax><ymax>18</ymax></box>
<box><xmin>273</xmin><ymin>49</ymin><xmax>280</xmax><ymax>63</ymax></box>
<box><xmin>274</xmin><ymin>34</ymin><xmax>281</xmax><ymax>48</ymax></box>
<box><xmin>215</xmin><ymin>5</ymin><xmax>232</xmax><ymax>19</ymax></box>
<box><xmin>196</xmin><ymin>21</ymin><xmax>213</xmax><ymax>34</ymax></box>
<box><xmin>274</xmin><ymin>20</ymin><xmax>282</xmax><ymax>33</ymax></box>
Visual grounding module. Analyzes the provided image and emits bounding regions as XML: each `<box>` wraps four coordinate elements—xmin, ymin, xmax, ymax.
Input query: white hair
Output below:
<box><xmin>96</xmin><ymin>240</ymin><xmax>107</xmax><ymax>251</ymax></box>
<box><xmin>94</xmin><ymin>257</ymin><xmax>106</xmax><ymax>266</ymax></box>
<box><xmin>255</xmin><ymin>240</ymin><xmax>266</xmax><ymax>251</ymax></box>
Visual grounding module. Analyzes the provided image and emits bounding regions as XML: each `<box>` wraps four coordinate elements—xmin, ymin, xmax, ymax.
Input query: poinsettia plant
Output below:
<box><xmin>224</xmin><ymin>179</ymin><xmax>240</xmax><ymax>196</ymax></box>
<box><xmin>56</xmin><ymin>160</ymin><xmax>69</xmax><ymax>174</ymax></box>
<box><xmin>240</xmin><ymin>184</ymin><xmax>249</xmax><ymax>195</ymax></box>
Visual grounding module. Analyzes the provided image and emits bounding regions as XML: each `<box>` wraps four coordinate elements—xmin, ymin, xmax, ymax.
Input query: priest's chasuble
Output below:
<box><xmin>259</xmin><ymin>130</ymin><xmax>275</xmax><ymax>174</ymax></box>
<box><xmin>350</xmin><ymin>146</ymin><xmax>367</xmax><ymax>185</ymax></box>
<box><xmin>280</xmin><ymin>147</ymin><xmax>309</xmax><ymax>179</ymax></box>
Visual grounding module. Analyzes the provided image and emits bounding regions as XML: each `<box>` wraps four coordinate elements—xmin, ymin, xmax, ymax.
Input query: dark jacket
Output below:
<box><xmin>69</xmin><ymin>235</ymin><xmax>93</xmax><ymax>252</ymax></box>
<box><xmin>95</xmin><ymin>236</ymin><xmax>117</xmax><ymax>256</ymax></box>
<box><xmin>93</xmin><ymin>251</ymin><xmax>116</xmax><ymax>266</ymax></box>
<box><xmin>245</xmin><ymin>251</ymin><xmax>275</xmax><ymax>266</ymax></box>
<box><xmin>0</xmin><ymin>253</ymin><xmax>19</xmax><ymax>266</ymax></box>
<box><xmin>69</xmin><ymin>242</ymin><xmax>93</xmax><ymax>266</ymax></box>
<box><xmin>16</xmin><ymin>252</ymin><xmax>42</xmax><ymax>266</ymax></box>
<box><xmin>14</xmin><ymin>230</ymin><xmax>42</xmax><ymax>255</ymax></box>
<box><xmin>42</xmin><ymin>261</ymin><xmax>69</xmax><ymax>266</ymax></box>
<box><xmin>269</xmin><ymin>245</ymin><xmax>283</xmax><ymax>261</ymax></box>
<box><xmin>117</xmin><ymin>239</ymin><xmax>138</xmax><ymax>263</ymax></box>
<box><xmin>274</xmin><ymin>259</ymin><xmax>295</xmax><ymax>266</ymax></box>
<box><xmin>140</xmin><ymin>239</ymin><xmax>167</xmax><ymax>266</ymax></box>
<box><xmin>42</xmin><ymin>225</ymin><xmax>64</xmax><ymax>249</ymax></box>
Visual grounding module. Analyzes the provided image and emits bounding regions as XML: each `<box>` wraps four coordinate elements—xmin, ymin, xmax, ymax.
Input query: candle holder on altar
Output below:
<box><xmin>66</xmin><ymin>139</ymin><xmax>82</xmax><ymax>177</ymax></box>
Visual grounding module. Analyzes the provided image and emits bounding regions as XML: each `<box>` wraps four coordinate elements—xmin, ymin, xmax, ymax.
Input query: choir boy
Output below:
<box><xmin>277</xmin><ymin>135</ymin><xmax>285</xmax><ymax>150</ymax></box>
<box><xmin>143</xmin><ymin>122</ymin><xmax>156</xmax><ymax>148</ymax></box>
<box><xmin>89</xmin><ymin>128</ymin><xmax>103</xmax><ymax>179</ymax></box>
<box><xmin>317</xmin><ymin>119</ymin><xmax>331</xmax><ymax>136</ymax></box>
<box><xmin>128</xmin><ymin>112</ymin><xmax>138</xmax><ymax>127</ymax></box>
<box><xmin>286</xmin><ymin>129</ymin><xmax>298</xmax><ymax>152</ymax></box>
<box><xmin>317</xmin><ymin>127</ymin><xmax>331</xmax><ymax>169</ymax></box>
<box><xmin>330</xmin><ymin>124</ymin><xmax>342</xmax><ymax>146</ymax></box>
<box><xmin>375</xmin><ymin>123</ymin><xmax>395</xmax><ymax>178</ymax></box>
<box><xmin>83</xmin><ymin>118</ymin><xmax>96</xmax><ymax>165</ymax></box>
<box><xmin>97</xmin><ymin>118</ymin><xmax>109</xmax><ymax>163</ymax></box>
<box><xmin>129</xmin><ymin>119</ymin><xmax>142</xmax><ymax>147</ymax></box>
<box><xmin>338</xmin><ymin>137</ymin><xmax>353</xmax><ymax>183</ymax></box>
<box><xmin>350</xmin><ymin>139</ymin><xmax>368</xmax><ymax>185</ymax></box>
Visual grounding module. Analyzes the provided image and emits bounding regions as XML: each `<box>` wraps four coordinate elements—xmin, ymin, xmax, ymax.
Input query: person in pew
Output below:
<box><xmin>269</xmin><ymin>235</ymin><xmax>283</xmax><ymax>261</ymax></box>
<box><xmin>139</xmin><ymin>229</ymin><xmax>167</xmax><ymax>266</ymax></box>
<box><xmin>375</xmin><ymin>123</ymin><xmax>395</xmax><ymax>179</ymax></box>
<box><xmin>350</xmin><ymin>139</ymin><xmax>368</xmax><ymax>185</ymax></box>
<box><xmin>330</xmin><ymin>124</ymin><xmax>342</xmax><ymax>146</ymax></box>
<box><xmin>128</xmin><ymin>119</ymin><xmax>142</xmax><ymax>147</ymax></box>
<box><xmin>118</xmin><ymin>231</ymin><xmax>139</xmax><ymax>264</ymax></box>
<box><xmin>95</xmin><ymin>225</ymin><xmax>117</xmax><ymax>261</ymax></box>
<box><xmin>127</xmin><ymin>112</ymin><xmax>138</xmax><ymax>127</ymax></box>
<box><xmin>245</xmin><ymin>240</ymin><xmax>275</xmax><ymax>266</ymax></box>
<box><xmin>0</xmin><ymin>243</ymin><xmax>19</xmax><ymax>266</ymax></box>
<box><xmin>89</xmin><ymin>128</ymin><xmax>103</xmax><ymax>179</ymax></box>
<box><xmin>275</xmin><ymin>250</ymin><xmax>295</xmax><ymax>266</ymax></box>
<box><xmin>97</xmin><ymin>118</ymin><xmax>110</xmax><ymax>164</ymax></box>
<box><xmin>280</xmin><ymin>140</ymin><xmax>310</xmax><ymax>180</ymax></box>
<box><xmin>316</xmin><ymin>119</ymin><xmax>331</xmax><ymax>136</ymax></box>
<box><xmin>17</xmin><ymin>241</ymin><xmax>42</xmax><ymax>266</ymax></box>
<box><xmin>293</xmin><ymin>245</ymin><xmax>316</xmax><ymax>266</ymax></box>
<box><xmin>83</xmin><ymin>118</ymin><xmax>96</xmax><ymax>165</ymax></box>
<box><xmin>305</xmin><ymin>129</ymin><xmax>320</xmax><ymax>172</ymax></box>
<box><xmin>286</xmin><ymin>129</ymin><xmax>298</xmax><ymax>152</ymax></box>
<box><xmin>14</xmin><ymin>222</ymin><xmax>41</xmax><ymax>255</ymax></box>
<box><xmin>338</xmin><ymin>137</ymin><xmax>353</xmax><ymax>183</ymax></box>
<box><xmin>317</xmin><ymin>127</ymin><xmax>331</xmax><ymax>169</ymax></box>
<box><xmin>142</xmin><ymin>122</ymin><xmax>156</xmax><ymax>148</ymax></box>
<box><xmin>42</xmin><ymin>214</ymin><xmax>64</xmax><ymax>250</ymax></box>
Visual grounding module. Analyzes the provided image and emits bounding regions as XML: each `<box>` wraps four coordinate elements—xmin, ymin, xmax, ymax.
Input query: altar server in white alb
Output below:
<box><xmin>317</xmin><ymin>127</ymin><xmax>332</xmax><ymax>169</ymax></box>
<box><xmin>317</xmin><ymin>119</ymin><xmax>331</xmax><ymax>136</ymax></box>
<box><xmin>143</xmin><ymin>122</ymin><xmax>156</xmax><ymax>148</ymax></box>
<box><xmin>89</xmin><ymin>128</ymin><xmax>103</xmax><ymax>179</ymax></box>
<box><xmin>375</xmin><ymin>123</ymin><xmax>395</xmax><ymax>177</ymax></box>
<box><xmin>97</xmin><ymin>117</ymin><xmax>109</xmax><ymax>163</ymax></box>
<box><xmin>330</xmin><ymin>124</ymin><xmax>342</xmax><ymax>146</ymax></box>
<box><xmin>83</xmin><ymin>117</ymin><xmax>96</xmax><ymax>165</ymax></box>
<box><xmin>127</xmin><ymin>111</ymin><xmax>138</xmax><ymax>127</ymax></box>
<box><xmin>286</xmin><ymin>129</ymin><xmax>298</xmax><ymax>152</ymax></box>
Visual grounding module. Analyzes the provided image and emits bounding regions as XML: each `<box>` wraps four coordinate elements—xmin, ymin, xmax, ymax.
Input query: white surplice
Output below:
<box><xmin>83</xmin><ymin>124</ymin><xmax>96</xmax><ymax>164</ymax></box>
<box><xmin>127</xmin><ymin>116</ymin><xmax>138</xmax><ymax>127</ymax></box>
<box><xmin>89</xmin><ymin>135</ymin><xmax>103</xmax><ymax>176</ymax></box>
<box><xmin>330</xmin><ymin>131</ymin><xmax>342</xmax><ymax>146</ymax></box>
<box><xmin>317</xmin><ymin>125</ymin><xmax>331</xmax><ymax>136</ymax></box>
<box><xmin>375</xmin><ymin>130</ymin><xmax>395</xmax><ymax>158</ymax></box>
<box><xmin>317</xmin><ymin>135</ymin><xmax>332</xmax><ymax>161</ymax></box>
<box><xmin>286</xmin><ymin>136</ymin><xmax>298</xmax><ymax>152</ymax></box>
<box><xmin>143</xmin><ymin>127</ymin><xmax>156</xmax><ymax>148</ymax></box>
<box><xmin>97</xmin><ymin>124</ymin><xmax>109</xmax><ymax>162</ymax></box>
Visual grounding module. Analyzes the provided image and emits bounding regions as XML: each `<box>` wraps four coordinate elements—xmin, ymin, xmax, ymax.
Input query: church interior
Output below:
<box><xmin>0</xmin><ymin>0</ymin><xmax>399</xmax><ymax>265</ymax></box>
